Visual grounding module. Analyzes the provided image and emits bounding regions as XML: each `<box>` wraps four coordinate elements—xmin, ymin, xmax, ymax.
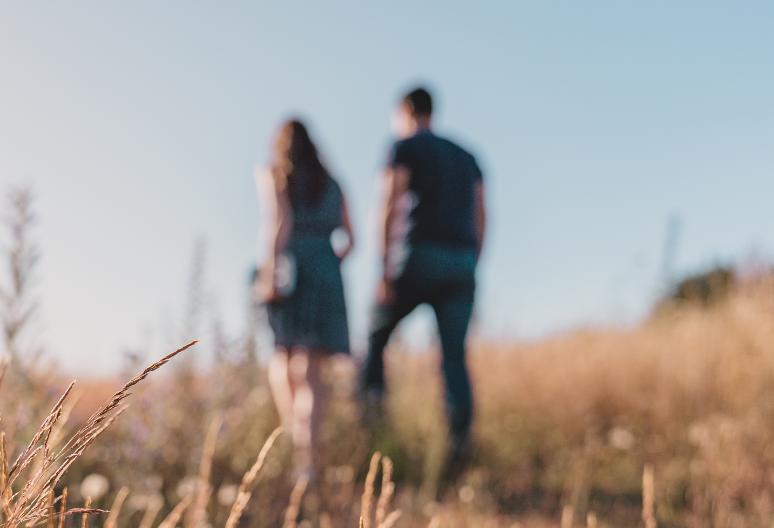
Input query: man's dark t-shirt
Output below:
<box><xmin>387</xmin><ymin>131</ymin><xmax>482</xmax><ymax>251</ymax></box>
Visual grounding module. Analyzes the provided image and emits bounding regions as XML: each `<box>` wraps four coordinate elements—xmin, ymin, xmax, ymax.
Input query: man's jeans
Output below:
<box><xmin>363</xmin><ymin>243</ymin><xmax>477</xmax><ymax>443</ymax></box>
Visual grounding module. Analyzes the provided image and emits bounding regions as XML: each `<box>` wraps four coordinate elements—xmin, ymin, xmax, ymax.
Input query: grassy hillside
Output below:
<box><xmin>3</xmin><ymin>275</ymin><xmax>774</xmax><ymax>528</ymax></box>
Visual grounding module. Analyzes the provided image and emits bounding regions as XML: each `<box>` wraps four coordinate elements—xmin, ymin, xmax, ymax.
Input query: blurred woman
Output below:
<box><xmin>255</xmin><ymin>120</ymin><xmax>354</xmax><ymax>479</ymax></box>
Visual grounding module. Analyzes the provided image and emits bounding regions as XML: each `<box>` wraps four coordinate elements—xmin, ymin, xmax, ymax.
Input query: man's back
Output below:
<box><xmin>389</xmin><ymin>131</ymin><xmax>482</xmax><ymax>250</ymax></box>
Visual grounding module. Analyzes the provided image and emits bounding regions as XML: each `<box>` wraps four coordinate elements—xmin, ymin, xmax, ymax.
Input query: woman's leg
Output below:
<box><xmin>270</xmin><ymin>346</ymin><xmax>328</xmax><ymax>478</ymax></box>
<box><xmin>286</xmin><ymin>348</ymin><xmax>329</xmax><ymax>478</ymax></box>
<box><xmin>287</xmin><ymin>347</ymin><xmax>314</xmax><ymax>475</ymax></box>
<box><xmin>268</xmin><ymin>347</ymin><xmax>294</xmax><ymax>434</ymax></box>
<box><xmin>306</xmin><ymin>350</ymin><xmax>327</xmax><ymax>453</ymax></box>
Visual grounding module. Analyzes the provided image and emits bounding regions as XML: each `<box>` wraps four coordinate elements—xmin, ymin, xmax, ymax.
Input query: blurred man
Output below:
<box><xmin>362</xmin><ymin>87</ymin><xmax>486</xmax><ymax>485</ymax></box>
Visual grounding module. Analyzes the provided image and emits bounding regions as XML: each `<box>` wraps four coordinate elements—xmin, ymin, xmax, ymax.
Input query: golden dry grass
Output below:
<box><xmin>3</xmin><ymin>276</ymin><xmax>774</xmax><ymax>528</ymax></box>
<box><xmin>1</xmin><ymin>342</ymin><xmax>198</xmax><ymax>528</ymax></box>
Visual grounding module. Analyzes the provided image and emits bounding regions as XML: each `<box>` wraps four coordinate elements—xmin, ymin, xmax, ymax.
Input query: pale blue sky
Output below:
<box><xmin>1</xmin><ymin>2</ymin><xmax>772</xmax><ymax>373</ymax></box>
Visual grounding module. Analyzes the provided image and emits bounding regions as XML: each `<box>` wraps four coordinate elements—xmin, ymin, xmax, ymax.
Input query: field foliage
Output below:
<box><xmin>3</xmin><ymin>275</ymin><xmax>774</xmax><ymax>528</ymax></box>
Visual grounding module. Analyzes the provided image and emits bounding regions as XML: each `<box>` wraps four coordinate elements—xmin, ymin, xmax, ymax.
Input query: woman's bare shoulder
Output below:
<box><xmin>254</xmin><ymin>166</ymin><xmax>279</xmax><ymax>193</ymax></box>
<box><xmin>254</xmin><ymin>165</ymin><xmax>273</xmax><ymax>182</ymax></box>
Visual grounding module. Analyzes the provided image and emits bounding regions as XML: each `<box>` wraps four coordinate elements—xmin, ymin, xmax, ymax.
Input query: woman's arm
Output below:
<box><xmin>474</xmin><ymin>180</ymin><xmax>486</xmax><ymax>258</ymax></box>
<box><xmin>255</xmin><ymin>167</ymin><xmax>293</xmax><ymax>301</ymax></box>
<box><xmin>337</xmin><ymin>192</ymin><xmax>355</xmax><ymax>260</ymax></box>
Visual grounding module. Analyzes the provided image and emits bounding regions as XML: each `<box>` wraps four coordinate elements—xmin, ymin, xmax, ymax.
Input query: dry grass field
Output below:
<box><xmin>3</xmin><ymin>272</ymin><xmax>774</xmax><ymax>528</ymax></box>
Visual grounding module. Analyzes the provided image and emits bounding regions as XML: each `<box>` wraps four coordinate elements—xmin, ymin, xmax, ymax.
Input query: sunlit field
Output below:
<box><xmin>3</xmin><ymin>265</ymin><xmax>774</xmax><ymax>528</ymax></box>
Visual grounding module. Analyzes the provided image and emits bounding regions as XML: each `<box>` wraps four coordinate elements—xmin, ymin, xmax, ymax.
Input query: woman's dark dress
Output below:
<box><xmin>267</xmin><ymin>178</ymin><xmax>350</xmax><ymax>354</ymax></box>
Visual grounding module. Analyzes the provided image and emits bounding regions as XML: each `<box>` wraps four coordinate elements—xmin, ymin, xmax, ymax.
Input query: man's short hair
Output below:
<box><xmin>403</xmin><ymin>88</ymin><xmax>433</xmax><ymax>117</ymax></box>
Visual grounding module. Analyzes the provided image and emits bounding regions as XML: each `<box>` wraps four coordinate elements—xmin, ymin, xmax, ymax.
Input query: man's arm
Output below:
<box><xmin>378</xmin><ymin>165</ymin><xmax>410</xmax><ymax>269</ymax></box>
<box><xmin>376</xmin><ymin>165</ymin><xmax>409</xmax><ymax>302</ymax></box>
<box><xmin>474</xmin><ymin>180</ymin><xmax>486</xmax><ymax>258</ymax></box>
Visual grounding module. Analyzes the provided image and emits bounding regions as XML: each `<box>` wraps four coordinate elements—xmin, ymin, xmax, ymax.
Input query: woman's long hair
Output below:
<box><xmin>272</xmin><ymin>120</ymin><xmax>330</xmax><ymax>207</ymax></box>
